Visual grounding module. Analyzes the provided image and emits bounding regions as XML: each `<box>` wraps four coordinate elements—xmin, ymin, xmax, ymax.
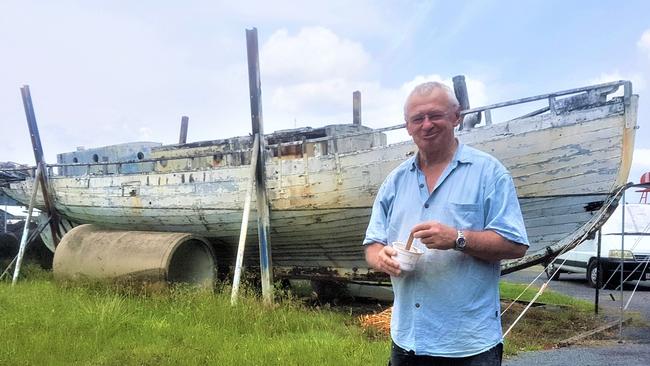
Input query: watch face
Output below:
<box><xmin>455</xmin><ymin>232</ymin><xmax>466</xmax><ymax>251</ymax></box>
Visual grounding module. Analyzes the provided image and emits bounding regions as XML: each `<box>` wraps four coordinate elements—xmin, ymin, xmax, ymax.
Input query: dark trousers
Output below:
<box><xmin>389</xmin><ymin>341</ymin><xmax>503</xmax><ymax>366</ymax></box>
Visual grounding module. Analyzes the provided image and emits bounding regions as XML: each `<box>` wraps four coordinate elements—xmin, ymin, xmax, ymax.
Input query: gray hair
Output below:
<box><xmin>403</xmin><ymin>81</ymin><xmax>460</xmax><ymax>120</ymax></box>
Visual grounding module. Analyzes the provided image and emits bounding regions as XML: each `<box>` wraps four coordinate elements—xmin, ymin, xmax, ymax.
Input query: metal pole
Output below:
<box><xmin>246</xmin><ymin>27</ymin><xmax>273</xmax><ymax>305</ymax></box>
<box><xmin>20</xmin><ymin>85</ymin><xmax>60</xmax><ymax>245</ymax></box>
<box><xmin>619</xmin><ymin>192</ymin><xmax>626</xmax><ymax>341</ymax></box>
<box><xmin>179</xmin><ymin>116</ymin><xmax>189</xmax><ymax>144</ymax></box>
<box><xmin>353</xmin><ymin>91</ymin><xmax>361</xmax><ymax>125</ymax></box>
<box><xmin>595</xmin><ymin>229</ymin><xmax>601</xmax><ymax>314</ymax></box>
<box><xmin>231</xmin><ymin>134</ymin><xmax>259</xmax><ymax>305</ymax></box>
<box><xmin>12</xmin><ymin>163</ymin><xmax>42</xmax><ymax>285</ymax></box>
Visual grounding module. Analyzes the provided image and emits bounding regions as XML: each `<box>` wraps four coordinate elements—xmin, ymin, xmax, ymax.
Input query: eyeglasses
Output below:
<box><xmin>408</xmin><ymin>111</ymin><xmax>450</xmax><ymax>125</ymax></box>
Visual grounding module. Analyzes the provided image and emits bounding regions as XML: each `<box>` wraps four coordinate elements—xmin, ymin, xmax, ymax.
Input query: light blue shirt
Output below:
<box><xmin>364</xmin><ymin>143</ymin><xmax>529</xmax><ymax>358</ymax></box>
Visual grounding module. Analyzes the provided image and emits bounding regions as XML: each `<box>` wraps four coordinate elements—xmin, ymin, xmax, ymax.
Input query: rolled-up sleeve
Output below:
<box><xmin>363</xmin><ymin>178</ymin><xmax>393</xmax><ymax>246</ymax></box>
<box><xmin>484</xmin><ymin>173</ymin><xmax>529</xmax><ymax>246</ymax></box>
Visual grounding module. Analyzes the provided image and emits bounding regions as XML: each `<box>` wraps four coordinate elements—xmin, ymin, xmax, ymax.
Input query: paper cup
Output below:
<box><xmin>392</xmin><ymin>241</ymin><xmax>423</xmax><ymax>272</ymax></box>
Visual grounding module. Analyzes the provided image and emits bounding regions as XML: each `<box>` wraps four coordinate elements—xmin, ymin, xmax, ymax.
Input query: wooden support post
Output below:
<box><xmin>452</xmin><ymin>75</ymin><xmax>470</xmax><ymax>131</ymax></box>
<box><xmin>231</xmin><ymin>134</ymin><xmax>260</xmax><ymax>305</ymax></box>
<box><xmin>20</xmin><ymin>85</ymin><xmax>60</xmax><ymax>245</ymax></box>
<box><xmin>452</xmin><ymin>75</ymin><xmax>470</xmax><ymax>110</ymax></box>
<box><xmin>179</xmin><ymin>116</ymin><xmax>189</xmax><ymax>144</ymax></box>
<box><xmin>246</xmin><ymin>27</ymin><xmax>273</xmax><ymax>305</ymax></box>
<box><xmin>353</xmin><ymin>91</ymin><xmax>361</xmax><ymax>125</ymax></box>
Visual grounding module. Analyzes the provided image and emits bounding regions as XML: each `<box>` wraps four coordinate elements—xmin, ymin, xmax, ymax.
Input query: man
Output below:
<box><xmin>364</xmin><ymin>81</ymin><xmax>529</xmax><ymax>365</ymax></box>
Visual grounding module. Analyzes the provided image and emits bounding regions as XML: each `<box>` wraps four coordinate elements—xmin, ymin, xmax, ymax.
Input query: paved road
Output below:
<box><xmin>502</xmin><ymin>265</ymin><xmax>650</xmax><ymax>365</ymax></box>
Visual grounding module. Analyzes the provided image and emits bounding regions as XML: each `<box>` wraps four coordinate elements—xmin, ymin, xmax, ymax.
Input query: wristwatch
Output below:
<box><xmin>454</xmin><ymin>230</ymin><xmax>467</xmax><ymax>251</ymax></box>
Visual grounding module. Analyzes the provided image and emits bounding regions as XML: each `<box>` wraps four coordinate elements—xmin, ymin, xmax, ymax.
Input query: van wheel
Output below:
<box><xmin>587</xmin><ymin>260</ymin><xmax>602</xmax><ymax>288</ymax></box>
<box><xmin>545</xmin><ymin>263</ymin><xmax>560</xmax><ymax>281</ymax></box>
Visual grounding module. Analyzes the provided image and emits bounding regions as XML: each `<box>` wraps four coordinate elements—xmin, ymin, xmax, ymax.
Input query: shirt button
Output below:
<box><xmin>424</xmin><ymin>203</ymin><xmax>429</xmax><ymax>208</ymax></box>
<box><xmin>419</xmin><ymin>183</ymin><xmax>424</xmax><ymax>188</ymax></box>
<box><xmin>415</xmin><ymin>303</ymin><xmax>420</xmax><ymax>308</ymax></box>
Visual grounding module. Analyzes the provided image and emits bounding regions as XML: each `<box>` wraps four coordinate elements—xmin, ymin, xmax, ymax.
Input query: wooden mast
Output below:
<box><xmin>246</xmin><ymin>27</ymin><xmax>273</xmax><ymax>305</ymax></box>
<box><xmin>20</xmin><ymin>85</ymin><xmax>61</xmax><ymax>246</ymax></box>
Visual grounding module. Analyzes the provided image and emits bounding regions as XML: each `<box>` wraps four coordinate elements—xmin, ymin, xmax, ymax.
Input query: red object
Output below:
<box><xmin>638</xmin><ymin>172</ymin><xmax>650</xmax><ymax>204</ymax></box>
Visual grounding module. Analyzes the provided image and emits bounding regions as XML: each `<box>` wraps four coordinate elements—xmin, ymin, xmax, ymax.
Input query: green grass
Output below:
<box><xmin>0</xmin><ymin>268</ymin><xmax>388</xmax><ymax>366</ymax></box>
<box><xmin>0</xmin><ymin>267</ymin><xmax>610</xmax><ymax>364</ymax></box>
<box><xmin>500</xmin><ymin>281</ymin><xmax>594</xmax><ymax>312</ymax></box>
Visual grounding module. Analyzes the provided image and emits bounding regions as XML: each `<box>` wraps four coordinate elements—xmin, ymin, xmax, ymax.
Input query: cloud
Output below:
<box><xmin>587</xmin><ymin>71</ymin><xmax>646</xmax><ymax>94</ymax></box>
<box><xmin>267</xmin><ymin>78</ymin><xmax>400</xmax><ymax>128</ymax></box>
<box><xmin>638</xmin><ymin>29</ymin><xmax>650</xmax><ymax>59</ymax></box>
<box><xmin>264</xmin><ymin>67</ymin><xmax>490</xmax><ymax>135</ymax></box>
<box><xmin>400</xmin><ymin>74</ymin><xmax>488</xmax><ymax>108</ymax></box>
<box><xmin>261</xmin><ymin>27</ymin><xmax>371</xmax><ymax>82</ymax></box>
<box><xmin>219</xmin><ymin>1</ymin><xmax>398</xmax><ymax>39</ymax></box>
<box><xmin>0</xmin><ymin>2</ymin><xmax>259</xmax><ymax>163</ymax></box>
<box><xmin>138</xmin><ymin>127</ymin><xmax>153</xmax><ymax>140</ymax></box>
<box><xmin>1</xmin><ymin>8</ymin><xmax>494</xmax><ymax>164</ymax></box>
<box><xmin>632</xmin><ymin>148</ymin><xmax>650</xmax><ymax>170</ymax></box>
<box><xmin>271</xmin><ymin>79</ymin><xmax>354</xmax><ymax>115</ymax></box>
<box><xmin>257</xmin><ymin>25</ymin><xmax>491</xmax><ymax>130</ymax></box>
<box><xmin>261</xmin><ymin>27</ymin><xmax>382</xmax><ymax>129</ymax></box>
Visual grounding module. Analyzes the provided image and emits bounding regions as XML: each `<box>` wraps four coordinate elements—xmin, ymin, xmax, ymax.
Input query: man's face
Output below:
<box><xmin>405</xmin><ymin>89</ymin><xmax>460</xmax><ymax>154</ymax></box>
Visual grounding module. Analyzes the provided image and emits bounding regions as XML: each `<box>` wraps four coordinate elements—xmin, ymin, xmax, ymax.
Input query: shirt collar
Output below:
<box><xmin>409</xmin><ymin>140</ymin><xmax>471</xmax><ymax>172</ymax></box>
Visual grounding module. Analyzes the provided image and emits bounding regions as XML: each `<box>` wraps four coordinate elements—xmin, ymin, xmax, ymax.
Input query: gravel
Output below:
<box><xmin>504</xmin><ymin>341</ymin><xmax>650</xmax><ymax>366</ymax></box>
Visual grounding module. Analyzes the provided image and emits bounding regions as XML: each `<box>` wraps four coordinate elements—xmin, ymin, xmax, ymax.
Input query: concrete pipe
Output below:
<box><xmin>53</xmin><ymin>224</ymin><xmax>216</xmax><ymax>287</ymax></box>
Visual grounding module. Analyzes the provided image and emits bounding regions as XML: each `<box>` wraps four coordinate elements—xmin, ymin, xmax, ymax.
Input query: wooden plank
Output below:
<box><xmin>556</xmin><ymin>317</ymin><xmax>632</xmax><ymax>347</ymax></box>
<box><xmin>231</xmin><ymin>133</ymin><xmax>259</xmax><ymax>304</ymax></box>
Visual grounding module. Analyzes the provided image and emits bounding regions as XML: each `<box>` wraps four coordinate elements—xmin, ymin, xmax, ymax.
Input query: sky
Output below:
<box><xmin>1</xmin><ymin>0</ymin><xmax>649</xmax><ymax>201</ymax></box>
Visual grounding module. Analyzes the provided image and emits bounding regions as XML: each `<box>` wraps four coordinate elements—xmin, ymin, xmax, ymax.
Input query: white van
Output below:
<box><xmin>546</xmin><ymin>203</ymin><xmax>650</xmax><ymax>288</ymax></box>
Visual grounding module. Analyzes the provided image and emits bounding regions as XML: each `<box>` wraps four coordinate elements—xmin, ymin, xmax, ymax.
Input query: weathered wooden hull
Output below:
<box><xmin>2</xmin><ymin>89</ymin><xmax>638</xmax><ymax>281</ymax></box>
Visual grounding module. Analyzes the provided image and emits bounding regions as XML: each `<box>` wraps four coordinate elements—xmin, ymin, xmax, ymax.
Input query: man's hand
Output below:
<box><xmin>365</xmin><ymin>243</ymin><xmax>402</xmax><ymax>277</ymax></box>
<box><xmin>411</xmin><ymin>221</ymin><xmax>457</xmax><ymax>250</ymax></box>
<box><xmin>411</xmin><ymin>221</ymin><xmax>528</xmax><ymax>261</ymax></box>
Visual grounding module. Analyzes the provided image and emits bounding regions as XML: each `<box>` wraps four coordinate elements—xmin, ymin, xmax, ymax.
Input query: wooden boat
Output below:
<box><xmin>0</xmin><ymin>80</ymin><xmax>638</xmax><ymax>282</ymax></box>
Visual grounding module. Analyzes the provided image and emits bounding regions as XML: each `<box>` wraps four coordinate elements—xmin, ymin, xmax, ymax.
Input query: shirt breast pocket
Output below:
<box><xmin>445</xmin><ymin>203</ymin><xmax>483</xmax><ymax>230</ymax></box>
